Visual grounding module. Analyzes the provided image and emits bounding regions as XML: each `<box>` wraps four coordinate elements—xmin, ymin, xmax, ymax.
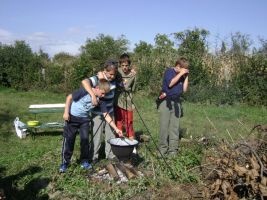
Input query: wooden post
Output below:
<box><xmin>116</xmin><ymin>163</ymin><xmax>135</xmax><ymax>179</ymax></box>
<box><xmin>124</xmin><ymin>164</ymin><xmax>139</xmax><ymax>177</ymax></box>
<box><xmin>106</xmin><ymin>163</ymin><xmax>119</xmax><ymax>181</ymax></box>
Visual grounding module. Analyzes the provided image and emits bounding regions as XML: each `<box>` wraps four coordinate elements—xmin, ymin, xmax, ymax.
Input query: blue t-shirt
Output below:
<box><xmin>162</xmin><ymin>67</ymin><xmax>185</xmax><ymax>97</ymax></box>
<box><xmin>71</xmin><ymin>92</ymin><xmax>108</xmax><ymax>118</ymax></box>
<box><xmin>70</xmin><ymin>94</ymin><xmax>94</xmax><ymax>118</ymax></box>
<box><xmin>71</xmin><ymin>75</ymin><xmax>116</xmax><ymax>115</ymax></box>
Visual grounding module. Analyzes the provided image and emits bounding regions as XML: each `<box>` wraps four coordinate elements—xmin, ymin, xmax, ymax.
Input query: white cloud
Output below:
<box><xmin>0</xmin><ymin>28</ymin><xmax>83</xmax><ymax>57</ymax></box>
<box><xmin>27</xmin><ymin>32</ymin><xmax>49</xmax><ymax>42</ymax></box>
<box><xmin>25</xmin><ymin>32</ymin><xmax>82</xmax><ymax>56</ymax></box>
<box><xmin>39</xmin><ymin>40</ymin><xmax>81</xmax><ymax>56</ymax></box>
<box><xmin>0</xmin><ymin>28</ymin><xmax>13</xmax><ymax>43</ymax></box>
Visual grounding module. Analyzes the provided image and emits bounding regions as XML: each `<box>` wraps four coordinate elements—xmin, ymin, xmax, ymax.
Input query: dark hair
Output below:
<box><xmin>104</xmin><ymin>59</ymin><xmax>118</xmax><ymax>71</ymax></box>
<box><xmin>119</xmin><ymin>53</ymin><xmax>131</xmax><ymax>65</ymax></box>
<box><xmin>175</xmin><ymin>57</ymin><xmax>189</xmax><ymax>69</ymax></box>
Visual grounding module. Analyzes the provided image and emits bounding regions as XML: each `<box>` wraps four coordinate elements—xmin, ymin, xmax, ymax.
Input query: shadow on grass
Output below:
<box><xmin>0</xmin><ymin>111</ymin><xmax>15</xmax><ymax>125</ymax></box>
<box><xmin>0</xmin><ymin>166</ymin><xmax>50</xmax><ymax>200</ymax></box>
<box><xmin>28</xmin><ymin>130</ymin><xmax>63</xmax><ymax>138</ymax></box>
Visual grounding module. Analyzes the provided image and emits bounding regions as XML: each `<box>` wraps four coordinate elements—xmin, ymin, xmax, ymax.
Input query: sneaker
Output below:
<box><xmin>81</xmin><ymin>161</ymin><xmax>92</xmax><ymax>170</ymax></box>
<box><xmin>59</xmin><ymin>163</ymin><xmax>68</xmax><ymax>173</ymax></box>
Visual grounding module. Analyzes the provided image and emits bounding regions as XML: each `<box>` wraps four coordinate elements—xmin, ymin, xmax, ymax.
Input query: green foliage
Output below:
<box><xmin>133</xmin><ymin>34</ymin><xmax>177</xmax><ymax>95</ymax></box>
<box><xmin>134</xmin><ymin>41</ymin><xmax>153</xmax><ymax>58</ymax></box>
<box><xmin>0</xmin><ymin>29</ymin><xmax>266</xmax><ymax>106</ymax></box>
<box><xmin>184</xmin><ymin>81</ymin><xmax>242</xmax><ymax>105</ymax></box>
<box><xmin>80</xmin><ymin>34</ymin><xmax>129</xmax><ymax>73</ymax></box>
<box><xmin>48</xmin><ymin>52</ymin><xmax>78</xmax><ymax>93</ymax></box>
<box><xmin>174</xmin><ymin>28</ymin><xmax>210</xmax><ymax>86</ymax></box>
<box><xmin>174</xmin><ymin>28</ymin><xmax>209</xmax><ymax>57</ymax></box>
<box><xmin>233</xmin><ymin>54</ymin><xmax>267</xmax><ymax>105</ymax></box>
<box><xmin>229</xmin><ymin>32</ymin><xmax>252</xmax><ymax>55</ymax></box>
<box><xmin>0</xmin><ymin>41</ymin><xmax>42</xmax><ymax>90</ymax></box>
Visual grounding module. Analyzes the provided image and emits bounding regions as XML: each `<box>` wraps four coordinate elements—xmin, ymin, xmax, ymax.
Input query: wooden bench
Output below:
<box><xmin>24</xmin><ymin>104</ymin><xmax>65</xmax><ymax>134</ymax></box>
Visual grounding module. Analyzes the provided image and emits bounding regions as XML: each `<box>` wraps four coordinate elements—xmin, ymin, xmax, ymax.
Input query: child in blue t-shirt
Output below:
<box><xmin>59</xmin><ymin>79</ymin><xmax>122</xmax><ymax>173</ymax></box>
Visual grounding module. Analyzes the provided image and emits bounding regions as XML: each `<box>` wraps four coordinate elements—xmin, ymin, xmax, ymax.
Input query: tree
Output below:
<box><xmin>229</xmin><ymin>32</ymin><xmax>252</xmax><ymax>56</ymax></box>
<box><xmin>80</xmin><ymin>34</ymin><xmax>129</xmax><ymax>73</ymax></box>
<box><xmin>0</xmin><ymin>41</ymin><xmax>41</xmax><ymax>90</ymax></box>
<box><xmin>173</xmin><ymin>28</ymin><xmax>210</xmax><ymax>86</ymax></box>
<box><xmin>153</xmin><ymin>34</ymin><xmax>177</xmax><ymax>66</ymax></box>
<box><xmin>134</xmin><ymin>41</ymin><xmax>153</xmax><ymax>58</ymax></box>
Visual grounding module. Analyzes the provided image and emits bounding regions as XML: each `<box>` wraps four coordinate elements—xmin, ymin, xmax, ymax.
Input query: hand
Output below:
<box><xmin>115</xmin><ymin>129</ymin><xmax>123</xmax><ymax>137</ymax></box>
<box><xmin>63</xmin><ymin>112</ymin><xmax>70</xmax><ymax>121</ymax></box>
<box><xmin>97</xmin><ymin>71</ymin><xmax>103</xmax><ymax>79</ymax></box>
<box><xmin>128</xmin><ymin>136</ymin><xmax>135</xmax><ymax>141</ymax></box>
<box><xmin>180</xmin><ymin>68</ymin><xmax>189</xmax><ymax>76</ymax></box>
<box><xmin>91</xmin><ymin>95</ymin><xmax>98</xmax><ymax>106</ymax></box>
<box><xmin>130</xmin><ymin>67</ymin><xmax>137</xmax><ymax>76</ymax></box>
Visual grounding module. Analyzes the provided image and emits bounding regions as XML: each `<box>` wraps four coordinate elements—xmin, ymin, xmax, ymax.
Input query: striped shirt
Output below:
<box><xmin>89</xmin><ymin>75</ymin><xmax>116</xmax><ymax>115</ymax></box>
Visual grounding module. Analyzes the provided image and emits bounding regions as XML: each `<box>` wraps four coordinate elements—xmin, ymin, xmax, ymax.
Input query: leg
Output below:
<box><xmin>168</xmin><ymin>102</ymin><xmax>180</xmax><ymax>154</ymax></box>
<box><xmin>91</xmin><ymin>114</ymin><xmax>104</xmax><ymax>161</ymax></box>
<box><xmin>104</xmin><ymin>112</ymin><xmax>116</xmax><ymax>159</ymax></box>
<box><xmin>115</xmin><ymin>106</ymin><xmax>124</xmax><ymax>132</ymax></box>
<box><xmin>125</xmin><ymin>110</ymin><xmax>134</xmax><ymax>139</ymax></box>
<box><xmin>158</xmin><ymin>100</ymin><xmax>170</xmax><ymax>155</ymax></box>
<box><xmin>79</xmin><ymin>118</ymin><xmax>90</xmax><ymax>163</ymax></box>
<box><xmin>61</xmin><ymin>121</ymin><xmax>78</xmax><ymax>164</ymax></box>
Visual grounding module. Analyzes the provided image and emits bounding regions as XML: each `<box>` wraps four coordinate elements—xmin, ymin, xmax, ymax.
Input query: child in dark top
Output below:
<box><xmin>158</xmin><ymin>57</ymin><xmax>189</xmax><ymax>156</ymax></box>
<box><xmin>59</xmin><ymin>79</ymin><xmax>122</xmax><ymax>173</ymax></box>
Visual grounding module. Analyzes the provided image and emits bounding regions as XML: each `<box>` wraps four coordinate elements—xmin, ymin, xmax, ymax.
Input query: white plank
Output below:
<box><xmin>29</xmin><ymin>104</ymin><xmax>65</xmax><ymax>109</ymax></box>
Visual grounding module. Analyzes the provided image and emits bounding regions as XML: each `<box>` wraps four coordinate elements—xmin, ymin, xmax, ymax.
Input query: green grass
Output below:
<box><xmin>0</xmin><ymin>88</ymin><xmax>266</xmax><ymax>199</ymax></box>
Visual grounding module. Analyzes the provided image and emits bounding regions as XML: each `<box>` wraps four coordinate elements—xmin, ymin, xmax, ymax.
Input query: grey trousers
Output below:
<box><xmin>90</xmin><ymin>113</ymin><xmax>115</xmax><ymax>160</ymax></box>
<box><xmin>158</xmin><ymin>100</ymin><xmax>181</xmax><ymax>154</ymax></box>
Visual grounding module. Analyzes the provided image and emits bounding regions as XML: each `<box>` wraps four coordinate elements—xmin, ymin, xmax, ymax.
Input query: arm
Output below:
<box><xmin>183</xmin><ymin>75</ymin><xmax>189</xmax><ymax>92</ymax></box>
<box><xmin>103</xmin><ymin>112</ymin><xmax>123</xmax><ymax>137</ymax></box>
<box><xmin>81</xmin><ymin>78</ymin><xmax>98</xmax><ymax>106</ymax></box>
<box><xmin>63</xmin><ymin>94</ymin><xmax>72</xmax><ymax>121</ymax></box>
<box><xmin>169</xmin><ymin>68</ymin><xmax>189</xmax><ymax>88</ymax></box>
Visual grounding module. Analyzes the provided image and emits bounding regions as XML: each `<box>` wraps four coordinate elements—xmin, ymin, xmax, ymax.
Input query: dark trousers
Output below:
<box><xmin>61</xmin><ymin>115</ymin><xmax>90</xmax><ymax>164</ymax></box>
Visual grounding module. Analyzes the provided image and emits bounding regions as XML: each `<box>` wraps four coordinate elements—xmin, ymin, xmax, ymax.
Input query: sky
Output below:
<box><xmin>1</xmin><ymin>0</ymin><xmax>267</xmax><ymax>57</ymax></box>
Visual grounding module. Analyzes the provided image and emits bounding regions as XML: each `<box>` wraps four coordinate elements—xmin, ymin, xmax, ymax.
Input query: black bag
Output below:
<box><xmin>155</xmin><ymin>92</ymin><xmax>166</xmax><ymax>109</ymax></box>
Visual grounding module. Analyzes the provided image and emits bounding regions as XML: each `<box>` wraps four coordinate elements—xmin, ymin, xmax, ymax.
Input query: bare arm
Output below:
<box><xmin>183</xmin><ymin>75</ymin><xmax>189</xmax><ymax>92</ymax></box>
<box><xmin>81</xmin><ymin>78</ymin><xmax>98</xmax><ymax>106</ymax></box>
<box><xmin>63</xmin><ymin>94</ymin><xmax>72</xmax><ymax>121</ymax></box>
<box><xmin>169</xmin><ymin>68</ymin><xmax>189</xmax><ymax>88</ymax></box>
<box><xmin>103</xmin><ymin>112</ymin><xmax>123</xmax><ymax>137</ymax></box>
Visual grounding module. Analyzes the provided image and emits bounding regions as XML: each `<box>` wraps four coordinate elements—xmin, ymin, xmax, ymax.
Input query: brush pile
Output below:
<box><xmin>201</xmin><ymin>138</ymin><xmax>267</xmax><ymax>199</ymax></box>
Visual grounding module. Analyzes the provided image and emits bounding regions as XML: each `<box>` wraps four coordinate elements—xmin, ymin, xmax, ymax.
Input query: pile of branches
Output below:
<box><xmin>201</xmin><ymin>138</ymin><xmax>267</xmax><ymax>199</ymax></box>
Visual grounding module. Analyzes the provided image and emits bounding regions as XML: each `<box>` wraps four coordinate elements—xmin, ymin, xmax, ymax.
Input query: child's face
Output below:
<box><xmin>103</xmin><ymin>69</ymin><xmax>116</xmax><ymax>81</ymax></box>
<box><xmin>120</xmin><ymin>62</ymin><xmax>130</xmax><ymax>74</ymax></box>
<box><xmin>95</xmin><ymin>88</ymin><xmax>106</xmax><ymax>98</ymax></box>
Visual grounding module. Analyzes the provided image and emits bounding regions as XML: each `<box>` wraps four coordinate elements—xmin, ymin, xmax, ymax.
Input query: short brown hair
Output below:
<box><xmin>175</xmin><ymin>57</ymin><xmax>189</xmax><ymax>69</ymax></box>
<box><xmin>98</xmin><ymin>79</ymin><xmax>110</xmax><ymax>93</ymax></box>
<box><xmin>119</xmin><ymin>53</ymin><xmax>131</xmax><ymax>65</ymax></box>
